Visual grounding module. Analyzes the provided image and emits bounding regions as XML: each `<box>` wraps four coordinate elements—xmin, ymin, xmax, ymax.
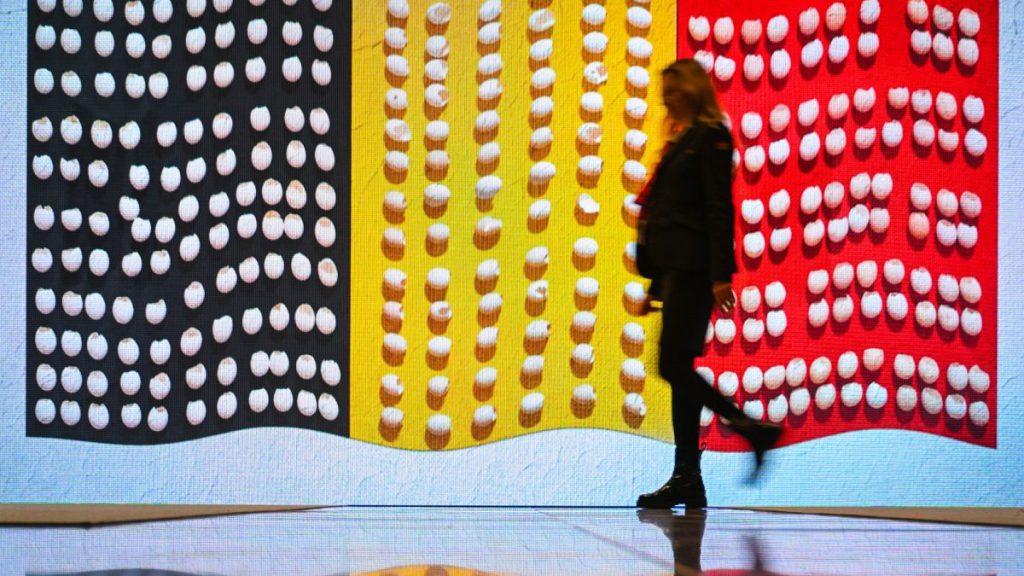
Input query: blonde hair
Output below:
<box><xmin>660</xmin><ymin>59</ymin><xmax>726</xmax><ymax>140</ymax></box>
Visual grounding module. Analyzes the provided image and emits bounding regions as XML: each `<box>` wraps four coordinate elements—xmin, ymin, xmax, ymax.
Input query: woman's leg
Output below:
<box><xmin>670</xmin><ymin>373</ymin><xmax>703</xmax><ymax>472</ymax></box>
<box><xmin>657</xmin><ymin>269</ymin><xmax>754</xmax><ymax>472</ymax></box>
<box><xmin>661</xmin><ymin>351</ymin><xmax>744</xmax><ymax>416</ymax></box>
<box><xmin>659</xmin><ymin>347</ymin><xmax>781</xmax><ymax>486</ymax></box>
<box><xmin>637</xmin><ymin>346</ymin><xmax>712</xmax><ymax>507</ymax></box>
<box><xmin>657</xmin><ymin>269</ymin><xmax>745</xmax><ymax>424</ymax></box>
<box><xmin>661</xmin><ymin>352</ymin><xmax>744</xmax><ymax>471</ymax></box>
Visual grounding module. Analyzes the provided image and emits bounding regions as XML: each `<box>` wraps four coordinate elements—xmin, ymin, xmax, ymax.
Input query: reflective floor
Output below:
<box><xmin>2</xmin><ymin>507</ymin><xmax>1022</xmax><ymax>575</ymax></box>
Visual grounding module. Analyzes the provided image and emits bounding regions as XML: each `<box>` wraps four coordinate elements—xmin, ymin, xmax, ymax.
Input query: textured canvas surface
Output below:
<box><xmin>0</xmin><ymin>1</ymin><xmax>1022</xmax><ymax>507</ymax></box>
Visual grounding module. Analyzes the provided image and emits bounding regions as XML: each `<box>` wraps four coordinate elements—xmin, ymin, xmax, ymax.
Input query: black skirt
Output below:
<box><xmin>658</xmin><ymin>269</ymin><xmax>714</xmax><ymax>358</ymax></box>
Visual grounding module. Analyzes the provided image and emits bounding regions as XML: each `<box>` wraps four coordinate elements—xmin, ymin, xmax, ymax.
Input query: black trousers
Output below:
<box><xmin>656</xmin><ymin>270</ymin><xmax>744</xmax><ymax>471</ymax></box>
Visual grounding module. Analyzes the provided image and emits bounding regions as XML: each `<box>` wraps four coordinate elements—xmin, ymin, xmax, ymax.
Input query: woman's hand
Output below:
<box><xmin>712</xmin><ymin>281</ymin><xmax>735</xmax><ymax>314</ymax></box>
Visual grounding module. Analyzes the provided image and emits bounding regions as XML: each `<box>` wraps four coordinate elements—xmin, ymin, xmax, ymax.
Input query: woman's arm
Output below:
<box><xmin>697</xmin><ymin>124</ymin><xmax>737</xmax><ymax>285</ymax></box>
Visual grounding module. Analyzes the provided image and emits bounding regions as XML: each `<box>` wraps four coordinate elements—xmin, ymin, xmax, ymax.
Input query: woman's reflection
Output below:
<box><xmin>637</xmin><ymin>509</ymin><xmax>790</xmax><ymax>575</ymax></box>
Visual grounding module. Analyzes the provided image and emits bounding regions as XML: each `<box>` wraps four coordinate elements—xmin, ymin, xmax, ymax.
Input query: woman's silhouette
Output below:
<box><xmin>635</xmin><ymin>59</ymin><xmax>782</xmax><ymax>509</ymax></box>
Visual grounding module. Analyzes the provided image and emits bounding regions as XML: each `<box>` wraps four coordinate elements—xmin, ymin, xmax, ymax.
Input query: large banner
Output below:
<box><xmin>3</xmin><ymin>0</ymin><xmax>1021</xmax><ymax>506</ymax></box>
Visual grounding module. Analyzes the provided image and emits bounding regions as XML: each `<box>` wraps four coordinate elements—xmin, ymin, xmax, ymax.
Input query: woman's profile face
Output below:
<box><xmin>661</xmin><ymin>73</ymin><xmax>688</xmax><ymax>120</ymax></box>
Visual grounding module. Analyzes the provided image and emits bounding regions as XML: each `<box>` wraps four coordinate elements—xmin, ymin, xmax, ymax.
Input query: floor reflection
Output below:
<box><xmin>353</xmin><ymin>568</ymin><xmax>501</xmax><ymax>576</ymax></box>
<box><xmin>637</xmin><ymin>509</ymin><xmax>707</xmax><ymax>574</ymax></box>
<box><xmin>5</xmin><ymin>507</ymin><xmax>1021</xmax><ymax>575</ymax></box>
<box><xmin>637</xmin><ymin>509</ymin><xmax>792</xmax><ymax>575</ymax></box>
<box><xmin>31</xmin><ymin>565</ymin><xmax>563</xmax><ymax>575</ymax></box>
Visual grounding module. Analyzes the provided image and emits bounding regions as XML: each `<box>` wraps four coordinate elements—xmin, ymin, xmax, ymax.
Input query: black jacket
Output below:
<box><xmin>640</xmin><ymin>121</ymin><xmax>737</xmax><ymax>287</ymax></box>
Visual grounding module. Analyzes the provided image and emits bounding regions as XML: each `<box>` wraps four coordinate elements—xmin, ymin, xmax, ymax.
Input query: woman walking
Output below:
<box><xmin>635</xmin><ymin>59</ymin><xmax>782</xmax><ymax>509</ymax></box>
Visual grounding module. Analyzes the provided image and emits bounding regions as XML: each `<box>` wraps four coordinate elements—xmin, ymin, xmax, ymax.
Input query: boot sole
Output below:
<box><xmin>636</xmin><ymin>496</ymin><xmax>707</xmax><ymax>509</ymax></box>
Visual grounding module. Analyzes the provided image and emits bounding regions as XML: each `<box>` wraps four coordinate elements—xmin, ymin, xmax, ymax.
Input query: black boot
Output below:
<box><xmin>636</xmin><ymin>453</ymin><xmax>707</xmax><ymax>509</ymax></box>
<box><xmin>730</xmin><ymin>418</ymin><xmax>782</xmax><ymax>481</ymax></box>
